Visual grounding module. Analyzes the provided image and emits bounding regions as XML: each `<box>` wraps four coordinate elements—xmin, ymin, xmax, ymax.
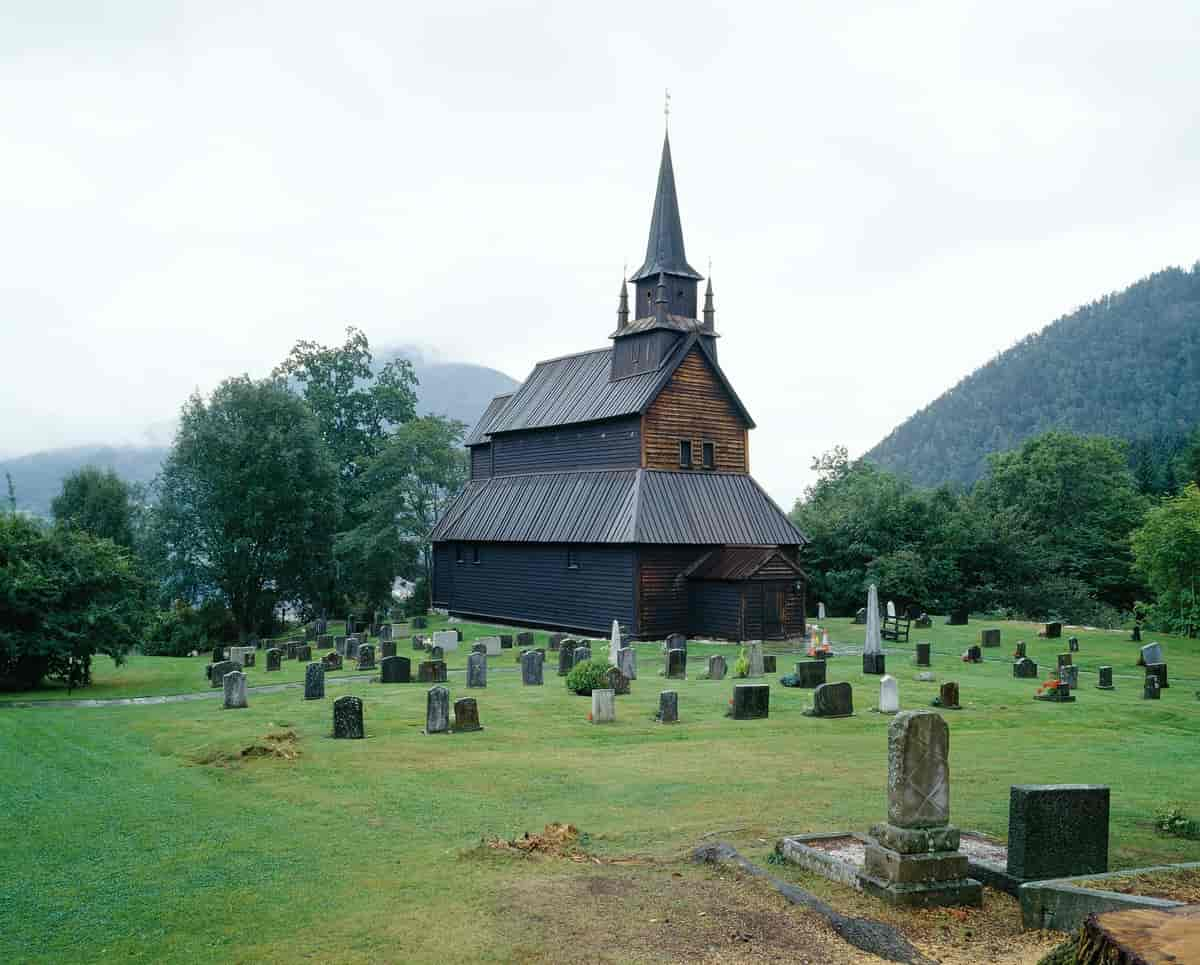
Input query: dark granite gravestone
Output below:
<box><xmin>520</xmin><ymin>650</ymin><xmax>544</xmax><ymax>686</ymax></box>
<box><xmin>265</xmin><ymin>648</ymin><xmax>283</xmax><ymax>672</ymax></box>
<box><xmin>1068</xmin><ymin>636</ymin><xmax>1079</xmax><ymax>653</ymax></box>
<box><xmin>963</xmin><ymin>646</ymin><xmax>982</xmax><ymax>663</ymax></box>
<box><xmin>378</xmin><ymin>624</ymin><xmax>391</xmax><ymax>642</ymax></box>
<box><xmin>937</xmin><ymin>681</ymin><xmax>960</xmax><ymax>709</ymax></box>
<box><xmin>548</xmin><ymin>633</ymin><xmax>565</xmax><ymax>652</ymax></box>
<box><xmin>357</xmin><ymin>644</ymin><xmax>375</xmax><ymax>671</ymax></box>
<box><xmin>863</xmin><ymin>653</ymin><xmax>886</xmax><ymax>675</ymax></box>
<box><xmin>516</xmin><ymin>631</ymin><xmax>535</xmax><ymax>649</ymax></box>
<box><xmin>905</xmin><ymin>603</ymin><xmax>924</xmax><ymax>621</ymax></box>
<box><xmin>333</xmin><ymin>696</ymin><xmax>364</xmax><ymax>739</ymax></box>
<box><xmin>411</xmin><ymin>635</ymin><xmax>425</xmax><ymax>651</ymax></box>
<box><xmin>706</xmin><ymin>654</ymin><xmax>727</xmax><ymax>680</ymax></box>
<box><xmin>1097</xmin><ymin>666</ymin><xmax>1114</xmax><ymax>690</ymax></box>
<box><xmin>1059</xmin><ymin>665</ymin><xmax>1079</xmax><ymax>690</ymax></box>
<box><xmin>429</xmin><ymin>645</ymin><xmax>444</xmax><ymax>662</ymax></box>
<box><xmin>1006</xmin><ymin>785</ymin><xmax>1109</xmax><ymax>881</ymax></box>
<box><xmin>854</xmin><ymin>607</ymin><xmax>868</xmax><ymax>624</ymax></box>
<box><xmin>1131</xmin><ymin>624</ymin><xmax>1142</xmax><ymax>642</ymax></box>
<box><xmin>1145</xmin><ymin>662</ymin><xmax>1169</xmax><ymax>690</ymax></box>
<box><xmin>1013</xmin><ymin>657</ymin><xmax>1039</xmax><ymax>679</ymax></box>
<box><xmin>322</xmin><ymin>651</ymin><xmax>342</xmax><ymax>671</ymax></box>
<box><xmin>657</xmin><ymin>691</ymin><xmax>678</xmax><ymax>723</ymax></box>
<box><xmin>981</xmin><ymin>628</ymin><xmax>1001</xmax><ymax>648</ymax></box>
<box><xmin>1138</xmin><ymin>641</ymin><xmax>1164</xmax><ymax>667</ymax></box>
<box><xmin>210</xmin><ymin>660</ymin><xmax>236</xmax><ymax>688</ymax></box>
<box><xmin>334</xmin><ymin>636</ymin><xmax>346</xmax><ymax>655</ymax></box>
<box><xmin>294</xmin><ymin>644</ymin><xmax>312</xmax><ymax>663</ymax></box>
<box><xmin>572</xmin><ymin>645</ymin><xmax>591</xmax><ymax>668</ymax></box>
<box><xmin>804</xmin><ymin>681</ymin><xmax>853</xmax><ymax>718</ymax></box>
<box><xmin>465</xmin><ymin>651</ymin><xmax>486</xmax><ymax>688</ymax></box>
<box><xmin>605</xmin><ymin>666</ymin><xmax>630</xmax><ymax>695</ymax></box>
<box><xmin>666</xmin><ymin>648</ymin><xmax>686</xmax><ymax>679</ymax></box>
<box><xmin>557</xmin><ymin>646</ymin><xmax>573</xmax><ymax>677</ymax></box>
<box><xmin>412</xmin><ymin>615</ymin><xmax>427</xmax><ymax>629</ymax></box>
<box><xmin>500</xmin><ymin>634</ymin><xmax>513</xmax><ymax>649</ymax></box>
<box><xmin>1014</xmin><ymin>640</ymin><xmax>1027</xmax><ymax>659</ymax></box>
<box><xmin>454</xmin><ymin>697</ymin><xmax>482</xmax><ymax>732</ymax></box>
<box><xmin>732</xmin><ymin>684</ymin><xmax>770</xmax><ymax>720</ymax></box>
<box><xmin>241</xmin><ymin>650</ymin><xmax>256</xmax><ymax>668</ymax></box>
<box><xmin>212</xmin><ymin>645</ymin><xmax>224</xmax><ymax>664</ymax></box>
<box><xmin>914</xmin><ymin>613</ymin><xmax>933</xmax><ymax>628</ymax></box>
<box><xmin>915</xmin><ymin>642</ymin><xmax>931</xmax><ymax>667</ymax></box>
<box><xmin>666</xmin><ymin>632</ymin><xmax>687</xmax><ymax>654</ymax></box>
<box><xmin>425</xmin><ymin>687</ymin><xmax>449</xmax><ymax>734</ymax></box>
<box><xmin>794</xmin><ymin>660</ymin><xmax>827</xmax><ymax>688</ymax></box>
<box><xmin>1144</xmin><ymin>674</ymin><xmax>1161</xmax><ymax>699</ymax></box>
<box><xmin>762</xmin><ymin>655</ymin><xmax>777</xmax><ymax>673</ymax></box>
<box><xmin>1043</xmin><ymin>621</ymin><xmax>1062</xmax><ymax>639</ymax></box>
<box><xmin>380</xmin><ymin>655</ymin><xmax>411</xmax><ymax>683</ymax></box>
<box><xmin>380</xmin><ymin>639</ymin><xmax>396</xmax><ymax>659</ymax></box>
<box><xmin>1056</xmin><ymin>652</ymin><xmax>1072</xmax><ymax>671</ymax></box>
<box><xmin>946</xmin><ymin>608</ymin><xmax>969</xmax><ymax>626</ymax></box>
<box><xmin>303</xmin><ymin>662</ymin><xmax>325</xmax><ymax>700</ymax></box>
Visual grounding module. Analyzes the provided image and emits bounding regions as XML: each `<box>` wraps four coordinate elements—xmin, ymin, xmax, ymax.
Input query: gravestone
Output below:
<box><xmin>433</xmin><ymin>630</ymin><xmax>459</xmax><ymax>653</ymax></box>
<box><xmin>425</xmin><ymin>687</ymin><xmax>450</xmax><ymax>734</ymax></box>
<box><xmin>1057</xmin><ymin>652</ymin><xmax>1072</xmax><ymax>670</ymax></box>
<box><xmin>804</xmin><ymin>681</ymin><xmax>853</xmax><ymax>718</ymax></box>
<box><xmin>1068</xmin><ymin>636</ymin><xmax>1079</xmax><ymax>653</ymax></box>
<box><xmin>863</xmin><ymin>652</ymin><xmax>886</xmax><ymax>675</ymax></box>
<box><xmin>864</xmin><ymin>584</ymin><xmax>883</xmax><ymax>675</ymax></box>
<box><xmin>665</xmin><ymin>648</ymin><xmax>686</xmax><ymax>679</ymax></box>
<box><xmin>205</xmin><ymin>663</ymin><xmax>213</xmax><ymax>681</ymax></box>
<box><xmin>1013</xmin><ymin>657</ymin><xmax>1039</xmax><ymax>679</ymax></box>
<box><xmin>412</xmin><ymin>616</ymin><xmax>427</xmax><ymax>629</ymax></box>
<box><xmin>1097</xmin><ymin>666</ymin><xmax>1114</xmax><ymax>690</ymax></box>
<box><xmin>378</xmin><ymin>624</ymin><xmax>392</xmax><ymax>642</ymax></box>
<box><xmin>1007</xmin><ymin>785</ymin><xmax>1109</xmax><ymax>880</ymax></box>
<box><xmin>1145</xmin><ymin>662</ymin><xmax>1169</xmax><ymax>690</ymax></box>
<box><xmin>666</xmin><ymin>632</ymin><xmax>687</xmax><ymax>654</ymax></box>
<box><xmin>454</xmin><ymin>697</ymin><xmax>482</xmax><ymax>732</ymax></box>
<box><xmin>424</xmin><ymin>660</ymin><xmax>447</xmax><ymax>683</ymax></box>
<box><xmin>322</xmin><ymin>651</ymin><xmax>343</xmax><ymax>671</ymax></box>
<box><xmin>223</xmin><ymin>671</ymin><xmax>248</xmax><ymax>709</ymax></box>
<box><xmin>548</xmin><ymin>633</ymin><xmax>565</xmax><ymax>652</ymax></box>
<box><xmin>732</xmin><ymin>684</ymin><xmax>770</xmax><ymax>720</ymax></box>
<box><xmin>357</xmin><ymin>644</ymin><xmax>376</xmax><ymax>671</ymax></box>
<box><xmin>1014</xmin><ymin>640</ymin><xmax>1027</xmax><ymax>659</ymax></box>
<box><xmin>963</xmin><ymin>646</ymin><xmax>982</xmax><ymax>664</ymax></box>
<box><xmin>521</xmin><ymin>650</ymin><xmax>544</xmax><ymax>686</ymax></box>
<box><xmin>317</xmin><ymin>634</ymin><xmax>333</xmax><ymax>649</ymax></box>
<box><xmin>1059</xmin><ymin>665</ymin><xmax>1079</xmax><ymax>689</ymax></box>
<box><xmin>747</xmin><ymin>642</ymin><xmax>764</xmax><ymax>677</ymax></box>
<box><xmin>479</xmin><ymin>636</ymin><xmax>502</xmax><ymax>656</ymax></box>
<box><xmin>333</xmin><ymin>696</ymin><xmax>364</xmax><ymax>738</ymax></box>
<box><xmin>265</xmin><ymin>649</ymin><xmax>282</xmax><ymax>672</ymax></box>
<box><xmin>467</xmin><ymin>652</ymin><xmax>487</xmax><ymax>688</ymax></box>
<box><xmin>605</xmin><ymin>666</ymin><xmax>630</xmax><ymax>696</ymax></box>
<box><xmin>334</xmin><ymin>636</ymin><xmax>347</xmax><ymax>655</ymax></box>
<box><xmin>707</xmin><ymin>654</ymin><xmax>727</xmax><ymax>680</ymax></box>
<box><xmin>818</xmin><ymin>602</ymin><xmax>827</xmax><ymax>620</ymax></box>
<box><xmin>861</xmin><ymin>711</ymin><xmax>981</xmax><ymax>907</ymax></box>
<box><xmin>304</xmin><ymin>662</ymin><xmax>325</xmax><ymax>700</ymax></box>
<box><xmin>914</xmin><ymin>613</ymin><xmax>933</xmax><ymax>628</ymax></box>
<box><xmin>887</xmin><ymin>599</ymin><xmax>896</xmax><ymax>617</ymax></box>
<box><xmin>1144</xmin><ymin>675</ymin><xmax>1161</xmax><ymax>699</ymax></box>
<box><xmin>380</xmin><ymin>639</ymin><xmax>396</xmax><ymax>659</ymax></box>
<box><xmin>429</xmin><ymin>646</ymin><xmax>444</xmax><ymax>662</ymax></box>
<box><xmin>499</xmin><ymin>634</ymin><xmax>513</xmax><ymax>649</ymax></box>
<box><xmin>879</xmin><ymin>675</ymin><xmax>899</xmax><ymax>714</ymax></box>
<box><xmin>938</xmin><ymin>681</ymin><xmax>961</xmax><ymax>709</ymax></box>
<box><xmin>1138</xmin><ymin>642</ymin><xmax>1164</xmax><ymax>667</ymax></box>
<box><xmin>516</xmin><ymin>631</ymin><xmax>535</xmax><ymax>650</ymax></box>
<box><xmin>917</xmin><ymin>671</ymin><xmax>936</xmax><ymax>682</ymax></box>
<box><xmin>762</xmin><ymin>655</ymin><xmax>777</xmax><ymax>673</ymax></box>
<box><xmin>915</xmin><ymin>642</ymin><xmax>931</xmax><ymax>667</ymax></box>
<box><xmin>557</xmin><ymin>647</ymin><xmax>573</xmax><ymax>677</ymax></box>
<box><xmin>411</xmin><ymin>635</ymin><xmax>426</xmax><ymax>651</ymax></box>
<box><xmin>946</xmin><ymin>608</ymin><xmax>968</xmax><ymax>626</ymax></box>
<box><xmin>1131</xmin><ymin>624</ymin><xmax>1142</xmax><ymax>642</ymax></box>
<box><xmin>591</xmin><ymin>689</ymin><xmax>616</xmax><ymax>723</ymax></box>
<box><xmin>657</xmin><ymin>690</ymin><xmax>679</xmax><ymax>723</ymax></box>
<box><xmin>294</xmin><ymin>644</ymin><xmax>312</xmax><ymax>663</ymax></box>
<box><xmin>794</xmin><ymin>660</ymin><xmax>826</xmax><ymax>688</ymax></box>
<box><xmin>1043</xmin><ymin>622</ymin><xmax>1062</xmax><ymax>639</ymax></box>
<box><xmin>241</xmin><ymin>650</ymin><xmax>255</xmax><ymax>668</ymax></box>
<box><xmin>471</xmin><ymin>642</ymin><xmax>487</xmax><ymax>655</ymax></box>
<box><xmin>617</xmin><ymin>646</ymin><xmax>637</xmax><ymax>681</ymax></box>
<box><xmin>572</xmin><ymin>645</ymin><xmax>591</xmax><ymax>668</ymax></box>
<box><xmin>380</xmin><ymin>655</ymin><xmax>411</xmax><ymax>683</ymax></box>
<box><xmin>210</xmin><ymin>660</ymin><xmax>236</xmax><ymax>688</ymax></box>
<box><xmin>854</xmin><ymin>608</ymin><xmax>868</xmax><ymax>624</ymax></box>
<box><xmin>981</xmin><ymin>628</ymin><xmax>1001</xmax><ymax>648</ymax></box>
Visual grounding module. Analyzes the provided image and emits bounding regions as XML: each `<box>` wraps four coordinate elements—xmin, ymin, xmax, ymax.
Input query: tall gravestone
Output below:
<box><xmin>1007</xmin><ymin>785</ymin><xmax>1109</xmax><ymax>881</ymax></box>
<box><xmin>804</xmin><ymin>681</ymin><xmax>853</xmax><ymax>718</ymax></box>
<box><xmin>861</xmin><ymin>711</ymin><xmax>981</xmax><ymax>907</ymax></box>
<box><xmin>617</xmin><ymin>646</ymin><xmax>637</xmax><ymax>681</ymax></box>
<box><xmin>381</xmin><ymin>655</ymin><xmax>411</xmax><ymax>683</ymax></box>
<box><xmin>1068</xmin><ymin>636</ymin><xmax>1079</xmax><ymax>653</ymax></box>
<box><xmin>591</xmin><ymin>689</ymin><xmax>615</xmax><ymax>723</ymax></box>
<box><xmin>1059</xmin><ymin>665</ymin><xmax>1079</xmax><ymax>689</ymax></box>
<box><xmin>1014</xmin><ymin>640</ymin><xmax>1027</xmax><ymax>659</ymax></box>
<box><xmin>521</xmin><ymin>650</ymin><xmax>544</xmax><ymax>686</ymax></box>
<box><xmin>1144</xmin><ymin>675</ymin><xmax>1161</xmax><ymax>699</ymax></box>
<box><xmin>915</xmin><ymin>642</ymin><xmax>931</xmax><ymax>667</ymax></box>
<box><xmin>425</xmin><ymin>687</ymin><xmax>450</xmax><ymax>734</ymax></box>
<box><xmin>1145</xmin><ymin>662</ymin><xmax>1169</xmax><ymax>690</ymax></box>
<box><xmin>333</xmin><ymin>696</ymin><xmax>364</xmax><ymax>738</ymax></box>
<box><xmin>454</xmin><ymin>697</ymin><xmax>482</xmax><ymax>732</ymax></box>
<box><xmin>357</xmin><ymin>644</ymin><xmax>375</xmax><ymax>670</ymax></box>
<box><xmin>304</xmin><ymin>662</ymin><xmax>325</xmax><ymax>700</ymax></box>
<box><xmin>665</xmin><ymin>648</ymin><xmax>686</xmax><ymax>679</ymax></box>
<box><xmin>746</xmin><ymin>642</ymin><xmax>764</xmax><ymax>677</ymax></box>
<box><xmin>334</xmin><ymin>636</ymin><xmax>347</xmax><ymax>656</ymax></box>
<box><xmin>557</xmin><ymin>647</ymin><xmax>573</xmax><ymax>677</ymax></box>
<box><xmin>762</xmin><ymin>655</ymin><xmax>777</xmax><ymax>673</ymax></box>
<box><xmin>817</xmin><ymin>602</ymin><xmax>827</xmax><ymax>620</ymax></box>
<box><xmin>863</xmin><ymin>584</ymin><xmax>885</xmax><ymax>674</ymax></box>
<box><xmin>210</xmin><ymin>660</ymin><xmax>236</xmax><ymax>688</ymax></box>
<box><xmin>467</xmin><ymin>652</ymin><xmax>487</xmax><ymax>688</ymax></box>
<box><xmin>265</xmin><ymin>649</ymin><xmax>283</xmax><ymax>672</ymax></box>
<box><xmin>572</xmin><ymin>645</ymin><xmax>591</xmax><ymax>668</ymax></box>
<box><xmin>879</xmin><ymin>675</ymin><xmax>899</xmax><ymax>714</ymax></box>
<box><xmin>223</xmin><ymin>670</ymin><xmax>248</xmax><ymax>709</ymax></box>
<box><xmin>657</xmin><ymin>691</ymin><xmax>678</xmax><ymax>723</ymax></box>
<box><xmin>707</xmin><ymin>654</ymin><xmax>727</xmax><ymax>680</ymax></box>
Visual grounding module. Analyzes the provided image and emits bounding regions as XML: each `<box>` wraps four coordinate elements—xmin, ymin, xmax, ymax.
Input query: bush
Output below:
<box><xmin>733</xmin><ymin>647</ymin><xmax>750</xmax><ymax>678</ymax></box>
<box><xmin>565</xmin><ymin>658</ymin><xmax>612</xmax><ymax>696</ymax></box>
<box><xmin>405</xmin><ymin>575</ymin><xmax>431</xmax><ymax>617</ymax></box>
<box><xmin>142</xmin><ymin>600</ymin><xmax>238</xmax><ymax>657</ymax></box>
<box><xmin>1155</xmin><ymin>806</ymin><xmax>1200</xmax><ymax>840</ymax></box>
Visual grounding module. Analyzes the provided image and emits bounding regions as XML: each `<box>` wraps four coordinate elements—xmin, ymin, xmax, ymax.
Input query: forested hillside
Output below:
<box><xmin>866</xmin><ymin>265</ymin><xmax>1200</xmax><ymax>488</ymax></box>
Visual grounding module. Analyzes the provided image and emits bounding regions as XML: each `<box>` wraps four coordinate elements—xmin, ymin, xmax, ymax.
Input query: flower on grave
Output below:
<box><xmin>587</xmin><ymin>712</ymin><xmax>593</xmax><ymax>721</ymax></box>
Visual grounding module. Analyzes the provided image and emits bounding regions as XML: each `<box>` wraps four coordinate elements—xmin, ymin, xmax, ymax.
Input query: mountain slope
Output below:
<box><xmin>865</xmin><ymin>264</ymin><xmax>1200</xmax><ymax>488</ymax></box>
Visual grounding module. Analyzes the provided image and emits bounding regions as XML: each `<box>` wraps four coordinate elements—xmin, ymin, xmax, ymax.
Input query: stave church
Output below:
<box><xmin>430</xmin><ymin>132</ymin><xmax>808</xmax><ymax>640</ymax></box>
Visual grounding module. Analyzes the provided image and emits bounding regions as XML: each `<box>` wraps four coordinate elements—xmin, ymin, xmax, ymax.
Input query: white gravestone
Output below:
<box><xmin>879</xmin><ymin>674</ymin><xmax>899</xmax><ymax>714</ymax></box>
<box><xmin>432</xmin><ymin>630</ymin><xmax>459</xmax><ymax>653</ymax></box>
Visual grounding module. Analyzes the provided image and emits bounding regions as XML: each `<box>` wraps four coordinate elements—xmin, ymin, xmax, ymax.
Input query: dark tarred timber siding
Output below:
<box><xmin>432</xmin><ymin>542</ymin><xmax>634</xmax><ymax>636</ymax></box>
<box><xmin>491</xmin><ymin>416</ymin><xmax>642</xmax><ymax>476</ymax></box>
<box><xmin>688</xmin><ymin>581</ymin><xmax>744</xmax><ymax>640</ymax></box>
<box><xmin>470</xmin><ymin>444</ymin><xmax>493</xmax><ymax>480</ymax></box>
<box><xmin>642</xmin><ymin>347</ymin><xmax>749</xmax><ymax>473</ymax></box>
<box><xmin>636</xmin><ymin>546</ymin><xmax>705</xmax><ymax>639</ymax></box>
<box><xmin>742</xmin><ymin>581</ymin><xmax>805</xmax><ymax>641</ymax></box>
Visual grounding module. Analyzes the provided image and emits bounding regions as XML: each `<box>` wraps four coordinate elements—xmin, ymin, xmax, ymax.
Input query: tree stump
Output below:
<box><xmin>1076</xmin><ymin>905</ymin><xmax>1200</xmax><ymax>965</ymax></box>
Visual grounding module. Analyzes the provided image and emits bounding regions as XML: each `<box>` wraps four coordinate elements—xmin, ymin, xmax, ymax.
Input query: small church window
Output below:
<box><xmin>679</xmin><ymin>440</ymin><xmax>692</xmax><ymax>468</ymax></box>
<box><xmin>567</xmin><ymin>548</ymin><xmax>581</xmax><ymax>570</ymax></box>
<box><xmin>702</xmin><ymin>441</ymin><xmax>715</xmax><ymax>469</ymax></box>
<box><xmin>455</xmin><ymin>544</ymin><xmax>464</xmax><ymax>564</ymax></box>
<box><xmin>471</xmin><ymin>545</ymin><xmax>481</xmax><ymax>565</ymax></box>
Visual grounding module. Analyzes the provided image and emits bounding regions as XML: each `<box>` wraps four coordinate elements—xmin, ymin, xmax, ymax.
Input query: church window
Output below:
<box><xmin>471</xmin><ymin>545</ymin><xmax>481</xmax><ymax>565</ymax></box>
<box><xmin>702</xmin><ymin>441</ymin><xmax>715</xmax><ymax>470</ymax></box>
<box><xmin>567</xmin><ymin>548</ymin><xmax>581</xmax><ymax>570</ymax></box>
<box><xmin>454</xmin><ymin>544</ymin><xmax>464</xmax><ymax>564</ymax></box>
<box><xmin>679</xmin><ymin>440</ymin><xmax>692</xmax><ymax>468</ymax></box>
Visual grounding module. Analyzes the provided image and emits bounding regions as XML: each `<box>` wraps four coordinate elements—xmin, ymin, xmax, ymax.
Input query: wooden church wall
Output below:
<box><xmin>642</xmin><ymin>348</ymin><xmax>748</xmax><ymax>473</ymax></box>
<box><xmin>490</xmin><ymin>416</ymin><xmax>642</xmax><ymax>476</ymax></box>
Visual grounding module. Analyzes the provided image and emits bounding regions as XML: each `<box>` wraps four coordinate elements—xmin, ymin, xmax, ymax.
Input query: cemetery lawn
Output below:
<box><xmin>2</xmin><ymin>618</ymin><xmax>1198</xmax><ymax>963</ymax></box>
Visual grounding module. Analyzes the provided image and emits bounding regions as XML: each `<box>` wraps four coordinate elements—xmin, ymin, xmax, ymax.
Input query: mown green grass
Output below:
<box><xmin>1</xmin><ymin>617</ymin><xmax>1197</xmax><ymax>963</ymax></box>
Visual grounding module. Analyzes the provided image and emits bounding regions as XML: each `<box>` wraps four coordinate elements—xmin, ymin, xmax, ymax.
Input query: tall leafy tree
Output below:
<box><xmin>1132</xmin><ymin>483</ymin><xmax>1200</xmax><ymax>633</ymax></box>
<box><xmin>147</xmin><ymin>376</ymin><xmax>338</xmax><ymax>637</ymax></box>
<box><xmin>51</xmin><ymin>466</ymin><xmax>140</xmax><ymax>548</ymax></box>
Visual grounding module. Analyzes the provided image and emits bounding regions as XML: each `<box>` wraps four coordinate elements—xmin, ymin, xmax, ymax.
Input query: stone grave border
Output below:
<box><xmin>1019</xmin><ymin>861</ymin><xmax>1200</xmax><ymax>932</ymax></box>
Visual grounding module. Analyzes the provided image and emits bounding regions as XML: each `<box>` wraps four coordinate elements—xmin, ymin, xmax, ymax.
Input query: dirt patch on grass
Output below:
<box><xmin>478</xmin><ymin>823</ymin><xmax>644</xmax><ymax>865</ymax></box>
<box><xmin>1098</xmin><ymin>867</ymin><xmax>1200</xmax><ymax>903</ymax></box>
<box><xmin>193</xmin><ymin>725</ymin><xmax>301</xmax><ymax>766</ymax></box>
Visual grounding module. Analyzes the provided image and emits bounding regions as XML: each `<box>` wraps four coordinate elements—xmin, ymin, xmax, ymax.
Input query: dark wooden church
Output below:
<box><xmin>430</xmin><ymin>134</ymin><xmax>808</xmax><ymax>640</ymax></box>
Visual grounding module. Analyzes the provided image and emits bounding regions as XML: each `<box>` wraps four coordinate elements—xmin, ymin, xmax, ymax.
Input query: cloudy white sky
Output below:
<box><xmin>2</xmin><ymin>1</ymin><xmax>1198</xmax><ymax>506</ymax></box>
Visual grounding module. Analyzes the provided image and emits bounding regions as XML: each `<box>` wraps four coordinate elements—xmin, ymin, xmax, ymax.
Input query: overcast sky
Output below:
<box><xmin>2</xmin><ymin>1</ymin><xmax>1199</xmax><ymax>506</ymax></box>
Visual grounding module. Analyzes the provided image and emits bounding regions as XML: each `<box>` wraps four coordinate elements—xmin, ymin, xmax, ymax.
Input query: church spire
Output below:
<box><xmin>629</xmin><ymin>133</ymin><xmax>702</xmax><ymax>283</ymax></box>
<box><xmin>703</xmin><ymin>275</ymin><xmax>715</xmax><ymax>331</ymax></box>
<box><xmin>617</xmin><ymin>277</ymin><xmax>629</xmax><ymax>329</ymax></box>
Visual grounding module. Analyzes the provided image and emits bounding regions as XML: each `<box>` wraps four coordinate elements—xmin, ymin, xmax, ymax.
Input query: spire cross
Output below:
<box><xmin>664</xmin><ymin>88</ymin><xmax>671</xmax><ymax>129</ymax></box>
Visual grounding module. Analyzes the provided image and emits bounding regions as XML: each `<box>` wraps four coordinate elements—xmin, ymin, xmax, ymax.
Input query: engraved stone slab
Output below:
<box><xmin>794</xmin><ymin>660</ymin><xmax>826</xmax><ymax>688</ymax></box>
<box><xmin>380</xmin><ymin>655</ymin><xmax>410</xmax><ymax>683</ymax></box>
<box><xmin>657</xmin><ymin>690</ymin><xmax>678</xmax><ymax>723</ymax></box>
<box><xmin>454</xmin><ymin>697</ymin><xmax>481</xmax><ymax>732</ymax></box>
<box><xmin>425</xmin><ymin>687</ymin><xmax>449</xmax><ymax>734</ymax></box>
<box><xmin>223</xmin><ymin>670</ymin><xmax>248</xmax><ymax>708</ymax></box>
<box><xmin>707</xmin><ymin>654</ymin><xmax>727</xmax><ymax>680</ymax></box>
<box><xmin>521</xmin><ymin>650</ymin><xmax>543</xmax><ymax>685</ymax></box>
<box><xmin>746</xmin><ymin>642</ymin><xmax>764</xmax><ymax>677</ymax></box>
<box><xmin>357</xmin><ymin>644</ymin><xmax>375</xmax><ymax>671</ymax></box>
<box><xmin>617</xmin><ymin>646</ymin><xmax>637</xmax><ymax>681</ymax></box>
<box><xmin>333</xmin><ymin>695</ymin><xmax>364</xmax><ymax>738</ymax></box>
<box><xmin>591</xmin><ymin>689</ymin><xmax>615</xmax><ymax>723</ymax></box>
<box><xmin>265</xmin><ymin>649</ymin><xmax>283</xmax><ymax>672</ymax></box>
<box><xmin>887</xmin><ymin>710</ymin><xmax>950</xmax><ymax>830</ymax></box>
<box><xmin>467</xmin><ymin>651</ymin><xmax>487</xmax><ymax>688</ymax></box>
<box><xmin>433</xmin><ymin>630</ymin><xmax>459</xmax><ymax>653</ymax></box>
<box><xmin>210</xmin><ymin>660</ymin><xmax>236</xmax><ymax>688</ymax></box>
<box><xmin>304</xmin><ymin>662</ymin><xmax>325</xmax><ymax>699</ymax></box>
<box><xmin>665</xmin><ymin>648</ymin><xmax>686</xmax><ymax>679</ymax></box>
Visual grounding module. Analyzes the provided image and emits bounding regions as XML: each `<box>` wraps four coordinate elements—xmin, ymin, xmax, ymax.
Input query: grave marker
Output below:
<box><xmin>521</xmin><ymin>650</ymin><xmax>544</xmax><ymax>686</ymax></box>
<box><xmin>915</xmin><ymin>642</ymin><xmax>931</xmax><ymax>667</ymax></box>
<box><xmin>732</xmin><ymin>684</ymin><xmax>770</xmax><ymax>719</ymax></box>
<box><xmin>665</xmin><ymin>648</ymin><xmax>686</xmax><ymax>679</ymax></box>
<box><xmin>223</xmin><ymin>671</ymin><xmax>248</xmax><ymax>709</ymax></box>
<box><xmin>357</xmin><ymin>644</ymin><xmax>375</xmax><ymax>670</ymax></box>
<box><xmin>381</xmin><ymin>655</ymin><xmax>411</xmax><ymax>683</ymax></box>
<box><xmin>1007</xmin><ymin>785</ymin><xmax>1109</xmax><ymax>881</ymax></box>
<box><xmin>591</xmin><ymin>688</ymin><xmax>616</xmax><ymax>723</ymax></box>
<box><xmin>425</xmin><ymin>687</ymin><xmax>450</xmax><ymax>734</ymax></box>
<box><xmin>981</xmin><ymin>628</ymin><xmax>1001</xmax><ymax>648</ymax></box>
<box><xmin>617</xmin><ymin>646</ymin><xmax>637</xmax><ymax>681</ymax></box>
<box><xmin>938</xmin><ymin>681</ymin><xmax>961</xmax><ymax>710</ymax></box>
<box><xmin>454</xmin><ymin>697</ymin><xmax>482</xmax><ymax>732</ymax></box>
<box><xmin>794</xmin><ymin>660</ymin><xmax>827</xmax><ymax>688</ymax></box>
<box><xmin>657</xmin><ymin>691</ymin><xmax>679</xmax><ymax>723</ymax></box>
<box><xmin>210</xmin><ymin>660</ymin><xmax>236</xmax><ymax>688</ymax></box>
<box><xmin>333</xmin><ymin>696</ymin><xmax>364</xmax><ymax>738</ymax></box>
<box><xmin>804</xmin><ymin>681</ymin><xmax>853</xmax><ymax>718</ymax></box>
<box><xmin>879</xmin><ymin>675</ymin><xmax>899</xmax><ymax>714</ymax></box>
<box><xmin>1097</xmin><ymin>666</ymin><xmax>1114</xmax><ymax>690</ymax></box>
<box><xmin>304</xmin><ymin>663</ymin><xmax>325</xmax><ymax>700</ymax></box>
<box><xmin>265</xmin><ymin>649</ymin><xmax>283</xmax><ymax>672</ymax></box>
<box><xmin>467</xmin><ymin>652</ymin><xmax>487</xmax><ymax>688</ymax></box>
<box><xmin>706</xmin><ymin>654</ymin><xmax>727</xmax><ymax>680</ymax></box>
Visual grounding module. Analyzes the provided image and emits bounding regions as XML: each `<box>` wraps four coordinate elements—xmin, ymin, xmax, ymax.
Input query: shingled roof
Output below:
<box><xmin>430</xmin><ymin>469</ymin><xmax>806</xmax><ymax>546</ymax></box>
<box><xmin>470</xmin><ymin>334</ymin><xmax>754</xmax><ymax>440</ymax></box>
